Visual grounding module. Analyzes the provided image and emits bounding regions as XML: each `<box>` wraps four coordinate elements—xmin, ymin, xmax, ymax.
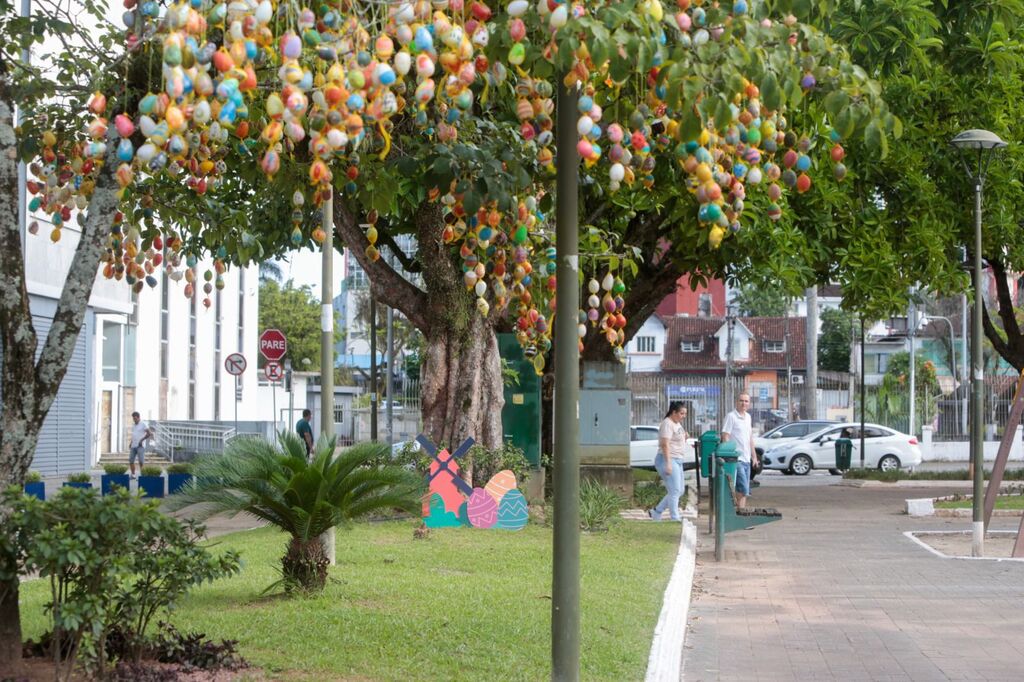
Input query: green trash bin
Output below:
<box><xmin>835</xmin><ymin>438</ymin><xmax>853</xmax><ymax>470</ymax></box>
<box><xmin>716</xmin><ymin>441</ymin><xmax>739</xmax><ymax>485</ymax></box>
<box><xmin>700</xmin><ymin>430</ymin><xmax>720</xmax><ymax>478</ymax></box>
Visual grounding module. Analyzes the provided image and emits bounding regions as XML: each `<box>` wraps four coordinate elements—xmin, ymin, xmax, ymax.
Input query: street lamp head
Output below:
<box><xmin>950</xmin><ymin>129</ymin><xmax>1008</xmax><ymax>151</ymax></box>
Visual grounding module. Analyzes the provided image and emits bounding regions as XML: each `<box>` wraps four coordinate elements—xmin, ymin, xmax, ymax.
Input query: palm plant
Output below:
<box><xmin>166</xmin><ymin>433</ymin><xmax>422</xmax><ymax>593</ymax></box>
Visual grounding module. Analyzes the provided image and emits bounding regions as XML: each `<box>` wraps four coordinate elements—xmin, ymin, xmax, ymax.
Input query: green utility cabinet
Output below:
<box><xmin>835</xmin><ymin>438</ymin><xmax>853</xmax><ymax>470</ymax></box>
<box><xmin>498</xmin><ymin>334</ymin><xmax>542</xmax><ymax>468</ymax></box>
<box><xmin>699</xmin><ymin>430</ymin><xmax>721</xmax><ymax>478</ymax></box>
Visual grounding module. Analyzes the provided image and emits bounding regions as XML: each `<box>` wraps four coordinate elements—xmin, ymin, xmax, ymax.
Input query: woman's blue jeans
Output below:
<box><xmin>653</xmin><ymin>452</ymin><xmax>684</xmax><ymax>520</ymax></box>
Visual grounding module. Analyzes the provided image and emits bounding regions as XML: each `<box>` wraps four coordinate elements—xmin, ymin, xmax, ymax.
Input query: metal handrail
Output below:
<box><xmin>150</xmin><ymin>421</ymin><xmax>237</xmax><ymax>462</ymax></box>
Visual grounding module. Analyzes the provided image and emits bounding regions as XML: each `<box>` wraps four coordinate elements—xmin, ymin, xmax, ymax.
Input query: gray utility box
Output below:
<box><xmin>579</xmin><ymin>362</ymin><xmax>630</xmax><ymax>466</ymax></box>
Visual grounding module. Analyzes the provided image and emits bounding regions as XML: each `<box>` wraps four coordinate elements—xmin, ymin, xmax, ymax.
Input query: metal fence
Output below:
<box><xmin>352</xmin><ymin>379</ymin><xmax>423</xmax><ymax>443</ymax></box>
<box><xmin>628</xmin><ymin>372</ymin><xmax>1022</xmax><ymax>441</ymax></box>
<box><xmin>629</xmin><ymin>373</ymin><xmax>855</xmax><ymax>435</ymax></box>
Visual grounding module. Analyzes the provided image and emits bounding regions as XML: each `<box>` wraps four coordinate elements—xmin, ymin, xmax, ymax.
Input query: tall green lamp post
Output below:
<box><xmin>949</xmin><ymin>129</ymin><xmax>1007</xmax><ymax>557</ymax></box>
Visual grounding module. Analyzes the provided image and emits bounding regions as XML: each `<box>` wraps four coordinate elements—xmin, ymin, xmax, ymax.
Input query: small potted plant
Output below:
<box><xmin>24</xmin><ymin>471</ymin><xmax>45</xmax><ymax>500</ymax></box>
<box><xmin>101</xmin><ymin>463</ymin><xmax>130</xmax><ymax>495</ymax></box>
<box><xmin>166</xmin><ymin>462</ymin><xmax>193</xmax><ymax>495</ymax></box>
<box><xmin>138</xmin><ymin>464</ymin><xmax>165</xmax><ymax>498</ymax></box>
<box><xmin>63</xmin><ymin>471</ymin><xmax>93</xmax><ymax>489</ymax></box>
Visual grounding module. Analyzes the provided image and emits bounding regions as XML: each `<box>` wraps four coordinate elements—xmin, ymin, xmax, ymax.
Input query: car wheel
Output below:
<box><xmin>782</xmin><ymin>469</ymin><xmax>794</xmax><ymax>476</ymax></box>
<box><xmin>878</xmin><ymin>454</ymin><xmax>901</xmax><ymax>472</ymax></box>
<box><xmin>828</xmin><ymin>468</ymin><xmax>843</xmax><ymax>476</ymax></box>
<box><xmin>790</xmin><ymin>454</ymin><xmax>813</xmax><ymax>476</ymax></box>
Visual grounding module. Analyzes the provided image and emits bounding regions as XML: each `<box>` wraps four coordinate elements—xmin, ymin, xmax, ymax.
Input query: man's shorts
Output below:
<box><xmin>130</xmin><ymin>445</ymin><xmax>145</xmax><ymax>466</ymax></box>
<box><xmin>734</xmin><ymin>461</ymin><xmax>751</xmax><ymax>495</ymax></box>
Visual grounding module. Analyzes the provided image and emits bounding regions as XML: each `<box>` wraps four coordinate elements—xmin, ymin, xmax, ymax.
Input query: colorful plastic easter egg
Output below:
<box><xmin>484</xmin><ymin>470</ymin><xmax>517</xmax><ymax>504</ymax></box>
<box><xmin>496</xmin><ymin>489</ymin><xmax>528</xmax><ymax>530</ymax></box>
<box><xmin>466</xmin><ymin>487</ymin><xmax>498</xmax><ymax>528</ymax></box>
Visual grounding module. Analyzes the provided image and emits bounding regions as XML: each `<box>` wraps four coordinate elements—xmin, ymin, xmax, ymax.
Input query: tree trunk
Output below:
<box><xmin>420</xmin><ymin>314</ymin><xmax>505</xmax><ymax>455</ymax></box>
<box><xmin>0</xmin><ymin>77</ymin><xmax>121</xmax><ymax>668</ymax></box>
<box><xmin>331</xmin><ymin>197</ymin><xmax>505</xmax><ymax>469</ymax></box>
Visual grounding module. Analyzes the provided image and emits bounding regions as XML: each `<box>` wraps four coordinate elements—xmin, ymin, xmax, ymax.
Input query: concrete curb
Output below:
<box><xmin>645</xmin><ymin>519</ymin><xmax>697</xmax><ymax>682</ymax></box>
<box><xmin>840</xmin><ymin>479</ymin><xmax>1022</xmax><ymax>489</ymax></box>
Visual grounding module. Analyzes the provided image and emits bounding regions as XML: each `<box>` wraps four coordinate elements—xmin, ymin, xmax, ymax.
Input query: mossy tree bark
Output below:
<box><xmin>0</xmin><ymin>73</ymin><xmax>121</xmax><ymax>668</ymax></box>
<box><xmin>332</xmin><ymin>198</ymin><xmax>504</xmax><ymax>477</ymax></box>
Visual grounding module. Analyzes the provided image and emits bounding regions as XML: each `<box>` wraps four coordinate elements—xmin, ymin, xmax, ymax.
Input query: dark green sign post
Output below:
<box><xmin>498</xmin><ymin>334</ymin><xmax>542</xmax><ymax>469</ymax></box>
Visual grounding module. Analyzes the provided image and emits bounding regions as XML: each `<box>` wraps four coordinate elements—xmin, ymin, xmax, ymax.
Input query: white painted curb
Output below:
<box><xmin>645</xmin><ymin>518</ymin><xmax>697</xmax><ymax>682</ymax></box>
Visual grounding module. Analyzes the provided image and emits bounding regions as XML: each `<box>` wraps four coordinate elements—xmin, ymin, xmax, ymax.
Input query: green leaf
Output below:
<box><xmin>761</xmin><ymin>71</ymin><xmax>781</xmax><ymax>110</ymax></box>
<box><xmin>822</xmin><ymin>90</ymin><xmax>849</xmax><ymax>120</ymax></box>
<box><xmin>864</xmin><ymin>120</ymin><xmax>888</xmax><ymax>159</ymax></box>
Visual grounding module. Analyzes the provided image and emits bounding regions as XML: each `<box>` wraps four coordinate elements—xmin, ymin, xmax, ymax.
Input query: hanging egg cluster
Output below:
<box><xmin>30</xmin><ymin>0</ymin><xmax>864</xmax><ymax>364</ymax></box>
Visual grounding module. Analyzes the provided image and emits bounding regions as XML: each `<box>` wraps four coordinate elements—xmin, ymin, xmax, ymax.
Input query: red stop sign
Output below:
<box><xmin>259</xmin><ymin>328</ymin><xmax>287</xmax><ymax>361</ymax></box>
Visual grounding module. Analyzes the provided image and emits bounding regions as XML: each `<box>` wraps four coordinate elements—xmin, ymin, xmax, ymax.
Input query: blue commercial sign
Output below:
<box><xmin>666</xmin><ymin>385</ymin><xmax>721</xmax><ymax>399</ymax></box>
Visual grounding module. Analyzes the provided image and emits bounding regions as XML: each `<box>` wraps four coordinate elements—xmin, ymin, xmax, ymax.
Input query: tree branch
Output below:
<box><xmin>374</xmin><ymin>222</ymin><xmax>422</xmax><ymax>273</ymax></box>
<box><xmin>330</xmin><ymin>195</ymin><xmax>429</xmax><ymax>332</ymax></box>
<box><xmin>986</xmin><ymin>255</ymin><xmax>1023</xmax><ymax>352</ymax></box>
<box><xmin>34</xmin><ymin>130</ymin><xmax>121</xmax><ymax>420</ymax></box>
<box><xmin>980</xmin><ymin>297</ymin><xmax>1018</xmax><ymax>371</ymax></box>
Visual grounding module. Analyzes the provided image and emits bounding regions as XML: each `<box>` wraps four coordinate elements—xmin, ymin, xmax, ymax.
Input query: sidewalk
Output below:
<box><xmin>681</xmin><ymin>478</ymin><xmax>1024</xmax><ymax>681</ymax></box>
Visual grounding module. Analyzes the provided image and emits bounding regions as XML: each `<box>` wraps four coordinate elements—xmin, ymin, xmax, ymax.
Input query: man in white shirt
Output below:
<box><xmin>129</xmin><ymin>411</ymin><xmax>153</xmax><ymax>478</ymax></box>
<box><xmin>721</xmin><ymin>392</ymin><xmax>758</xmax><ymax>509</ymax></box>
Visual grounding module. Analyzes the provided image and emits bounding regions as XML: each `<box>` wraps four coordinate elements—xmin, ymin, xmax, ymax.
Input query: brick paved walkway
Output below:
<box><xmin>682</xmin><ymin>476</ymin><xmax>1024</xmax><ymax>681</ymax></box>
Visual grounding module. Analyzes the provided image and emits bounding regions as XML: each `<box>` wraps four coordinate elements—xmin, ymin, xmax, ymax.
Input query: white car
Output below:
<box><xmin>761</xmin><ymin>422</ymin><xmax>922</xmax><ymax>475</ymax></box>
<box><xmin>630</xmin><ymin>425</ymin><xmax>697</xmax><ymax>469</ymax></box>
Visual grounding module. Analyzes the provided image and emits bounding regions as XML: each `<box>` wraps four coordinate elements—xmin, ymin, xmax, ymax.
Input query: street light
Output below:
<box><xmin>950</xmin><ymin>128</ymin><xmax>1007</xmax><ymax>557</ymax></box>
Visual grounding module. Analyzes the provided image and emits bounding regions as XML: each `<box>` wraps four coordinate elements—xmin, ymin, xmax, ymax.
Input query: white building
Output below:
<box><xmin>21</xmin><ymin>221</ymin><xmax>133</xmax><ymax>473</ymax></box>
<box><xmin>625</xmin><ymin>315</ymin><xmax>667</xmax><ymax>372</ymax></box>
<box><xmin>128</xmin><ymin>264</ymin><xmax>261</xmax><ymax>431</ymax></box>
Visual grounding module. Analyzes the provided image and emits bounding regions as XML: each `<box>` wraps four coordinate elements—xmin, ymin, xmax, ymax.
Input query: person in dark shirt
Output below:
<box><xmin>296</xmin><ymin>409</ymin><xmax>314</xmax><ymax>457</ymax></box>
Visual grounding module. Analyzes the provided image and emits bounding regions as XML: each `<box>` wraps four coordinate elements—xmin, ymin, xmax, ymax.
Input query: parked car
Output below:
<box><xmin>630</xmin><ymin>425</ymin><xmax>697</xmax><ymax>470</ymax></box>
<box><xmin>761</xmin><ymin>422</ymin><xmax>922</xmax><ymax>475</ymax></box>
<box><xmin>754</xmin><ymin>420</ymin><xmax>840</xmax><ymax>461</ymax></box>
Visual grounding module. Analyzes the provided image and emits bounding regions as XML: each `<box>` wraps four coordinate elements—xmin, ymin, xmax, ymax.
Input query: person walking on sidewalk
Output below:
<box><xmin>721</xmin><ymin>392</ymin><xmax>758</xmax><ymax>509</ymax></box>
<box><xmin>651</xmin><ymin>401</ymin><xmax>691</xmax><ymax>521</ymax></box>
<box><xmin>129</xmin><ymin>411</ymin><xmax>153</xmax><ymax>479</ymax></box>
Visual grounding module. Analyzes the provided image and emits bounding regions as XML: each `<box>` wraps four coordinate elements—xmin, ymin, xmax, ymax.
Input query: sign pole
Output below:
<box><xmin>320</xmin><ymin>191</ymin><xmax>336</xmax><ymax>565</ymax></box>
<box><xmin>272</xmin><ymin>379</ymin><xmax>277</xmax><ymax>435</ymax></box>
<box><xmin>234</xmin><ymin>375</ymin><xmax>238</xmax><ymax>435</ymax></box>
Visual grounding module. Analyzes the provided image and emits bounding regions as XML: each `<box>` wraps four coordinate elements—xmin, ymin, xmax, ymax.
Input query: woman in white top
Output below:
<box><xmin>651</xmin><ymin>401</ymin><xmax>691</xmax><ymax>521</ymax></box>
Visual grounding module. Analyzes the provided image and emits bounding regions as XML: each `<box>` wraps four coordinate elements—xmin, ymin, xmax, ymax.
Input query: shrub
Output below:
<box><xmin>66</xmin><ymin>471</ymin><xmax>92</xmax><ymax>483</ymax></box>
<box><xmin>468</xmin><ymin>441</ymin><xmax>532</xmax><ymax>489</ymax></box>
<box><xmin>25</xmin><ymin>471</ymin><xmax>43</xmax><ymax>483</ymax></box>
<box><xmin>140</xmin><ymin>465</ymin><xmax>163</xmax><ymax>477</ymax></box>
<box><xmin>632</xmin><ymin>480</ymin><xmax>665</xmax><ymax>509</ymax></box>
<box><xmin>0</xmin><ymin>487</ymin><xmax>240</xmax><ymax>678</ymax></box>
<box><xmin>165</xmin><ymin>463</ymin><xmax>192</xmax><ymax>474</ymax></box>
<box><xmin>152</xmin><ymin>622</ymin><xmax>245</xmax><ymax>670</ymax></box>
<box><xmin>103</xmin><ymin>463</ymin><xmax>129</xmax><ymax>475</ymax></box>
<box><xmin>166</xmin><ymin>433</ymin><xmax>422</xmax><ymax>593</ymax></box>
<box><xmin>579</xmin><ymin>479</ymin><xmax>624</xmax><ymax>532</ymax></box>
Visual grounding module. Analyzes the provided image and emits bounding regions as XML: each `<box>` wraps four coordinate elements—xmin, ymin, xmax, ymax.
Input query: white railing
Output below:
<box><xmin>151</xmin><ymin>421</ymin><xmax>237</xmax><ymax>462</ymax></box>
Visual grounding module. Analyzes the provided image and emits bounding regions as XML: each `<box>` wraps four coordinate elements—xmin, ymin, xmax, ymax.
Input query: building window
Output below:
<box><xmin>635</xmin><ymin>336</ymin><xmax>656</xmax><ymax>353</ymax></box>
<box><xmin>188</xmin><ymin>269</ymin><xmax>197</xmax><ymax>421</ymax></box>
<box><xmin>763</xmin><ymin>340</ymin><xmax>786</xmax><ymax>353</ymax></box>
<box><xmin>102</xmin><ymin>321</ymin><xmax>122</xmax><ymax>382</ymax></box>
<box><xmin>333</xmin><ymin>404</ymin><xmax>344</xmax><ymax>423</ymax></box>
<box><xmin>347</xmin><ymin>253</ymin><xmax>369</xmax><ymax>289</ymax></box>
<box><xmin>868</xmin><ymin>353</ymin><xmax>891</xmax><ymax>374</ymax></box>
<box><xmin>680</xmin><ymin>339</ymin><xmax>703</xmax><ymax>353</ymax></box>
<box><xmin>160</xmin><ymin>273</ymin><xmax>169</xmax><ymax>379</ymax></box>
<box><xmin>214</xmin><ymin>286</ymin><xmax>222</xmax><ymax>421</ymax></box>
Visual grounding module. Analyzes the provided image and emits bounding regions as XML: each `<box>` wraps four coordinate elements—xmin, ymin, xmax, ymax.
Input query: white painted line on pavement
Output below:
<box><xmin>904</xmin><ymin>530</ymin><xmax>1024</xmax><ymax>562</ymax></box>
<box><xmin>645</xmin><ymin>518</ymin><xmax>697</xmax><ymax>682</ymax></box>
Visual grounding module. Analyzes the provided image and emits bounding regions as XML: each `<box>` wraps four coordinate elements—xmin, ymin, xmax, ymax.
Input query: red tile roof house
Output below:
<box><xmin>660</xmin><ymin>316</ymin><xmax>808</xmax><ymax>423</ymax></box>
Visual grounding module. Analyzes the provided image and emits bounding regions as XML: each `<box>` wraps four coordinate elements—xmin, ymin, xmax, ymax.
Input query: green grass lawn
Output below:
<box><xmin>935</xmin><ymin>494</ymin><xmax>1024</xmax><ymax>510</ymax></box>
<box><xmin>19</xmin><ymin>518</ymin><xmax>681</xmax><ymax>681</ymax></box>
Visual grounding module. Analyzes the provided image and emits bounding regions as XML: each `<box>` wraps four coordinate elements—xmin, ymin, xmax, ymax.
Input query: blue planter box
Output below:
<box><xmin>63</xmin><ymin>481</ymin><xmax>93</xmax><ymax>490</ymax></box>
<box><xmin>167</xmin><ymin>473</ymin><xmax>193</xmax><ymax>495</ymax></box>
<box><xmin>101</xmin><ymin>474</ymin><xmax>130</xmax><ymax>495</ymax></box>
<box><xmin>138</xmin><ymin>475</ymin><xmax>164</xmax><ymax>498</ymax></box>
<box><xmin>24</xmin><ymin>481</ymin><xmax>45</xmax><ymax>500</ymax></box>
